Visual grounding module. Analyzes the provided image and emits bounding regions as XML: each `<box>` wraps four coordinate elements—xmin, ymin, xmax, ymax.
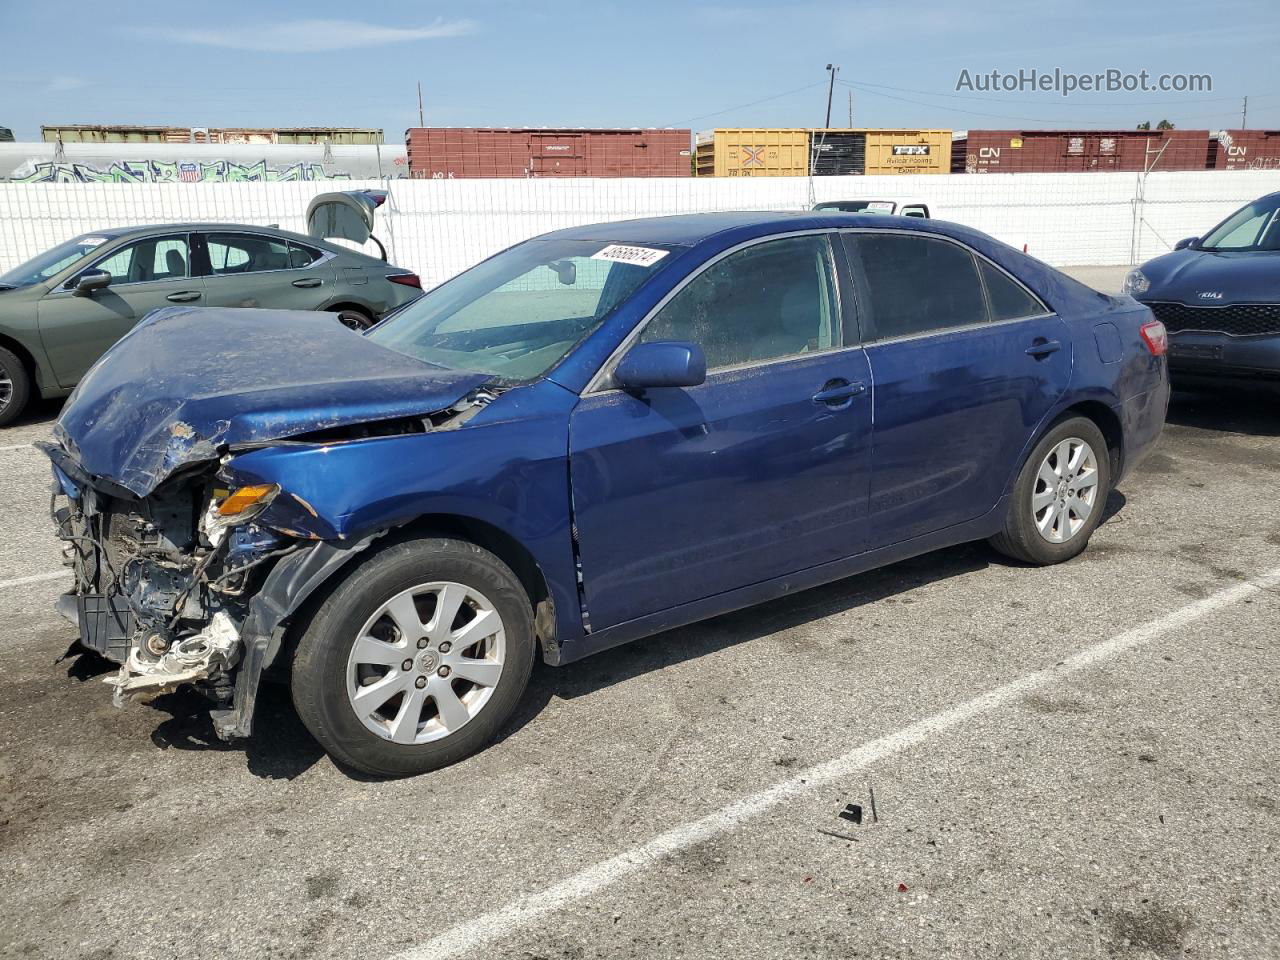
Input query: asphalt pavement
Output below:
<box><xmin>1</xmin><ymin>266</ymin><xmax>1278</xmax><ymax>960</ymax></box>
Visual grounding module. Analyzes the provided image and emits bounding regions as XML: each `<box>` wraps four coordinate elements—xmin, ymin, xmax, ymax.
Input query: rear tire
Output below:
<box><xmin>329</xmin><ymin>306</ymin><xmax>375</xmax><ymax>331</ymax></box>
<box><xmin>291</xmin><ymin>537</ymin><xmax>535</xmax><ymax>777</ymax></box>
<box><xmin>989</xmin><ymin>416</ymin><xmax>1111</xmax><ymax>566</ymax></box>
<box><xmin>0</xmin><ymin>346</ymin><xmax>32</xmax><ymax>428</ymax></box>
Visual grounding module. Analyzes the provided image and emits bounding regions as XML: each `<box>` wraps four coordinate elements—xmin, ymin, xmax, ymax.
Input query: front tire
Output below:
<box><xmin>0</xmin><ymin>346</ymin><xmax>32</xmax><ymax>428</ymax></box>
<box><xmin>291</xmin><ymin>538</ymin><xmax>535</xmax><ymax>777</ymax></box>
<box><xmin>989</xmin><ymin>416</ymin><xmax>1111</xmax><ymax>566</ymax></box>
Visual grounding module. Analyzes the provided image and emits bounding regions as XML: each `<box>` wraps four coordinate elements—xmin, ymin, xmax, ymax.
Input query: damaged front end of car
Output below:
<box><xmin>39</xmin><ymin>305</ymin><xmax>500</xmax><ymax>740</ymax></box>
<box><xmin>42</xmin><ymin>442</ymin><xmax>380</xmax><ymax>739</ymax></box>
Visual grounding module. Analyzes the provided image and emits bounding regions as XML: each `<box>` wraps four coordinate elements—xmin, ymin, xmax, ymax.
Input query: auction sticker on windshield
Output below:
<box><xmin>591</xmin><ymin>244</ymin><xmax>669</xmax><ymax>267</ymax></box>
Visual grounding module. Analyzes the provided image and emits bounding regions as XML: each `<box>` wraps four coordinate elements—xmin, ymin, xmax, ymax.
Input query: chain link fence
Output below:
<box><xmin>2</xmin><ymin>170</ymin><xmax>1278</xmax><ymax>288</ymax></box>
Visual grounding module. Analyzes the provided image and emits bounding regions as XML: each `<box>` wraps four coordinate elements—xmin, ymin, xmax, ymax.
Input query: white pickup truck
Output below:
<box><xmin>812</xmin><ymin>199</ymin><xmax>931</xmax><ymax>218</ymax></box>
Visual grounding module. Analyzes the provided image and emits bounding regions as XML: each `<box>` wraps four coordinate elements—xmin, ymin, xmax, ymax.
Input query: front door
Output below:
<box><xmin>841</xmin><ymin>232</ymin><xmax>1073</xmax><ymax>546</ymax></box>
<box><xmin>38</xmin><ymin>233</ymin><xmax>202</xmax><ymax>386</ymax></box>
<box><xmin>569</xmin><ymin>233</ymin><xmax>874</xmax><ymax>631</ymax></box>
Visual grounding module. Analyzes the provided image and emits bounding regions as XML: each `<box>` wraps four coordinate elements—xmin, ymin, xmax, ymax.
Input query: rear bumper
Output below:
<box><xmin>1115</xmin><ymin>369</ymin><xmax>1170</xmax><ymax>484</ymax></box>
<box><xmin>1166</xmin><ymin>331</ymin><xmax>1280</xmax><ymax>381</ymax></box>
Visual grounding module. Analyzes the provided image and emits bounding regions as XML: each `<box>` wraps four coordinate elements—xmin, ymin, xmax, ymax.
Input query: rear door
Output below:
<box><xmin>37</xmin><ymin>233</ymin><xmax>203</xmax><ymax>386</ymax></box>
<box><xmin>841</xmin><ymin>231</ymin><xmax>1072</xmax><ymax>546</ymax></box>
<box><xmin>568</xmin><ymin>233</ymin><xmax>874</xmax><ymax>631</ymax></box>
<box><xmin>195</xmin><ymin>232</ymin><xmax>335</xmax><ymax>310</ymax></box>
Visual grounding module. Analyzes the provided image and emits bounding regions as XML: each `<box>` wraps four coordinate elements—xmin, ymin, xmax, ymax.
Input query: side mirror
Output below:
<box><xmin>1174</xmin><ymin>236</ymin><xmax>1200</xmax><ymax>251</ymax></box>
<box><xmin>74</xmin><ymin>270</ymin><xmax>112</xmax><ymax>295</ymax></box>
<box><xmin>614</xmin><ymin>341</ymin><xmax>706</xmax><ymax>391</ymax></box>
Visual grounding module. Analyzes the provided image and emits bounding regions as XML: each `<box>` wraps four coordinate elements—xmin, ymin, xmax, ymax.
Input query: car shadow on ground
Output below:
<box><xmin>55</xmin><ymin>473</ymin><xmax>1133</xmax><ymax>783</ymax></box>
<box><xmin>6</xmin><ymin>396</ymin><xmax>62</xmax><ymax>430</ymax></box>
<box><xmin>498</xmin><ymin>491</ymin><xmax>1126</xmax><ymax>748</ymax></box>
<box><xmin>1166</xmin><ymin>384</ymin><xmax>1280</xmax><ymax>437</ymax></box>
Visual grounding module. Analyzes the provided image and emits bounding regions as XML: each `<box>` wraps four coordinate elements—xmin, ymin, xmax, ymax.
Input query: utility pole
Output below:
<box><xmin>824</xmin><ymin>64</ymin><xmax>839</xmax><ymax>128</ymax></box>
<box><xmin>848</xmin><ymin>90</ymin><xmax>853</xmax><ymax>127</ymax></box>
<box><xmin>1242</xmin><ymin>96</ymin><xmax>1248</xmax><ymax>129</ymax></box>
<box><xmin>417</xmin><ymin>82</ymin><xmax>425</xmax><ymax>128</ymax></box>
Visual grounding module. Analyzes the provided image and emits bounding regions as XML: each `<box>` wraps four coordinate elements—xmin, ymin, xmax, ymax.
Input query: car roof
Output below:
<box><xmin>93</xmin><ymin>222</ymin><xmax>311</xmax><ymax>240</ymax></box>
<box><xmin>540</xmin><ymin>210</ymin><xmax>974</xmax><ymax>247</ymax></box>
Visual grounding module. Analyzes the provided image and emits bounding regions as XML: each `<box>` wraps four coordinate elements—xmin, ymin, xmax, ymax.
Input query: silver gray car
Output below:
<box><xmin>0</xmin><ymin>191</ymin><xmax>423</xmax><ymax>425</ymax></box>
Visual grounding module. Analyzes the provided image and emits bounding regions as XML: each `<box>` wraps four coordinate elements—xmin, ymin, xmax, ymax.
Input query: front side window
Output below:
<box><xmin>206</xmin><ymin>233</ymin><xmax>293</xmax><ymax>275</ymax></box>
<box><xmin>368</xmin><ymin>238</ymin><xmax>671</xmax><ymax>382</ymax></box>
<box><xmin>640</xmin><ymin>234</ymin><xmax>839</xmax><ymax>370</ymax></box>
<box><xmin>85</xmin><ymin>235</ymin><xmax>190</xmax><ymax>285</ymax></box>
<box><xmin>844</xmin><ymin>234</ymin><xmax>987</xmax><ymax>340</ymax></box>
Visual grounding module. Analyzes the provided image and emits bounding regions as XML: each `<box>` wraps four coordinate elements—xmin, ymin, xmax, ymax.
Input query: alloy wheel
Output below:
<box><xmin>345</xmin><ymin>581</ymin><xmax>507</xmax><ymax>744</ymax></box>
<box><xmin>1032</xmin><ymin>437</ymin><xmax>1100</xmax><ymax>544</ymax></box>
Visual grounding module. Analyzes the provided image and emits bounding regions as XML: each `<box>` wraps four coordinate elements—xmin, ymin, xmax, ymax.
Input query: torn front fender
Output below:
<box><xmin>210</xmin><ymin>532</ymin><xmax>383</xmax><ymax>741</ymax></box>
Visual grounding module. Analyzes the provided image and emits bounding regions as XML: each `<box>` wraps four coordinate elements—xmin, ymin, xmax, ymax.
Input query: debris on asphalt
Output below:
<box><xmin>839</xmin><ymin>803</ymin><xmax>863</xmax><ymax>825</ymax></box>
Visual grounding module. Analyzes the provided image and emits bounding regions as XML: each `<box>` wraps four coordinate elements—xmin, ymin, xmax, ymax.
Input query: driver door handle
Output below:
<box><xmin>292</xmin><ymin>278</ymin><xmax>323</xmax><ymax>288</ymax></box>
<box><xmin>165</xmin><ymin>291</ymin><xmax>202</xmax><ymax>303</ymax></box>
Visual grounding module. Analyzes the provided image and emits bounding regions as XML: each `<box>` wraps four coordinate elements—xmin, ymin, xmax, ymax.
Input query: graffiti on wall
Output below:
<box><xmin>9</xmin><ymin>159</ymin><xmax>354</xmax><ymax>183</ymax></box>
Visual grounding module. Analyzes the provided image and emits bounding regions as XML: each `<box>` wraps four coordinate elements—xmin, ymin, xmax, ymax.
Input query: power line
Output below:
<box><xmin>835</xmin><ymin>77</ymin><xmax>1265</xmax><ymax>108</ymax></box>
<box><xmin>838</xmin><ymin>82</ymin><xmax>1251</xmax><ymax>127</ymax></box>
<box><xmin>664</xmin><ymin>81</ymin><xmax>826</xmax><ymax>127</ymax></box>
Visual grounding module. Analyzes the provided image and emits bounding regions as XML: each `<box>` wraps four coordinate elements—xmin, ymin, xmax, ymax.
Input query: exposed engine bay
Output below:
<box><xmin>51</xmin><ymin>467</ymin><xmax>300</xmax><ymax>708</ymax></box>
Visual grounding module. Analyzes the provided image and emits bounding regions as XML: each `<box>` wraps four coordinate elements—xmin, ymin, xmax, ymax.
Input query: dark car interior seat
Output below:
<box><xmin>164</xmin><ymin>248</ymin><xmax>187</xmax><ymax>279</ymax></box>
<box><xmin>251</xmin><ymin>248</ymin><xmax>289</xmax><ymax>272</ymax></box>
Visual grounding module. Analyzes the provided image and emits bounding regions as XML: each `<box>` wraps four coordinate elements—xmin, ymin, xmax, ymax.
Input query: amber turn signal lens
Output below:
<box><xmin>216</xmin><ymin>484</ymin><xmax>279</xmax><ymax>517</ymax></box>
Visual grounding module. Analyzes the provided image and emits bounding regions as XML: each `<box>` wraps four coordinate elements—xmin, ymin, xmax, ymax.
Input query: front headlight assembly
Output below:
<box><xmin>203</xmin><ymin>483</ymin><xmax>280</xmax><ymax>542</ymax></box>
<box><xmin>1121</xmin><ymin>269</ymin><xmax>1150</xmax><ymax>297</ymax></box>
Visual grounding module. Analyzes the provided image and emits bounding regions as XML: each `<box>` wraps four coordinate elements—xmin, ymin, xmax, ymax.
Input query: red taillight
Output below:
<box><xmin>1139</xmin><ymin>319</ymin><xmax>1168</xmax><ymax>356</ymax></box>
<box><xmin>387</xmin><ymin>273</ymin><xmax>422</xmax><ymax>289</ymax></box>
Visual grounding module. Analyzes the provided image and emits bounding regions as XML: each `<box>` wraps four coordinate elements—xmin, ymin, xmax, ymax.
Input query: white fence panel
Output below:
<box><xmin>2</xmin><ymin>171</ymin><xmax>1279</xmax><ymax>286</ymax></box>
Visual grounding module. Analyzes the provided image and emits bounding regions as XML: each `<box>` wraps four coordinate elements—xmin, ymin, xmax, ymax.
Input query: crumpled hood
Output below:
<box><xmin>1139</xmin><ymin>249</ymin><xmax>1280</xmax><ymax>305</ymax></box>
<box><xmin>52</xmin><ymin>306</ymin><xmax>491</xmax><ymax>497</ymax></box>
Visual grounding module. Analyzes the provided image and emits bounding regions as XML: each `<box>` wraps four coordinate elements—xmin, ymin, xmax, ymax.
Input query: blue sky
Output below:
<box><xmin>2</xmin><ymin>0</ymin><xmax>1276</xmax><ymax>141</ymax></box>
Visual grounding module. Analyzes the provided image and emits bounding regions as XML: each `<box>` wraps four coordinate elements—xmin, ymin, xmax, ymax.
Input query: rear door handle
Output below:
<box><xmin>165</xmin><ymin>291</ymin><xmax>202</xmax><ymax>303</ymax></box>
<box><xmin>292</xmin><ymin>278</ymin><xmax>323</xmax><ymax>288</ymax></box>
<box><xmin>812</xmin><ymin>379</ymin><xmax>867</xmax><ymax>406</ymax></box>
<box><xmin>1025</xmin><ymin>339</ymin><xmax>1062</xmax><ymax>358</ymax></box>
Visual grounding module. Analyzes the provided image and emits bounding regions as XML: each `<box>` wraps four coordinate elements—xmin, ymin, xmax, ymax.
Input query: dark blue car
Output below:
<box><xmin>42</xmin><ymin>212</ymin><xmax>1169</xmax><ymax>776</ymax></box>
<box><xmin>1127</xmin><ymin>191</ymin><xmax>1280</xmax><ymax>381</ymax></box>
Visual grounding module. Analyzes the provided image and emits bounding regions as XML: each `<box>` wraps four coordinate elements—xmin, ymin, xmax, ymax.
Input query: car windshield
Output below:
<box><xmin>367</xmin><ymin>238</ymin><xmax>677</xmax><ymax>382</ymax></box>
<box><xmin>1200</xmin><ymin>195</ymin><xmax>1280</xmax><ymax>252</ymax></box>
<box><xmin>0</xmin><ymin>234</ymin><xmax>113</xmax><ymax>288</ymax></box>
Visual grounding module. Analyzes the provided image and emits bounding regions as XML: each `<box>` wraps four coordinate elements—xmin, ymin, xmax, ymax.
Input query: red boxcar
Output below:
<box><xmin>1211</xmin><ymin>130</ymin><xmax>1280</xmax><ymax>171</ymax></box>
<box><xmin>955</xmin><ymin>130</ymin><xmax>1212</xmax><ymax>173</ymax></box>
<box><xmin>405</xmin><ymin>127</ymin><xmax>692</xmax><ymax>179</ymax></box>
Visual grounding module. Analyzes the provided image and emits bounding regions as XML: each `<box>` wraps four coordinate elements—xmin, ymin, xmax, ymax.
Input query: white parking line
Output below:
<box><xmin>394</xmin><ymin>563</ymin><xmax>1280</xmax><ymax>960</ymax></box>
<box><xmin>0</xmin><ymin>571</ymin><xmax>67</xmax><ymax>590</ymax></box>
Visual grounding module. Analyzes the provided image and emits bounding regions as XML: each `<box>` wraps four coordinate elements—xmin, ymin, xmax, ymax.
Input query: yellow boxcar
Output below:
<box><xmin>861</xmin><ymin>129</ymin><xmax>951</xmax><ymax>174</ymax></box>
<box><xmin>695</xmin><ymin>129</ymin><xmax>811</xmax><ymax>177</ymax></box>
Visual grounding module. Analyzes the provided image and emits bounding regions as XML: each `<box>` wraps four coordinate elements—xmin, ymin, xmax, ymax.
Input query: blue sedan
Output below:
<box><xmin>43</xmin><ymin>212</ymin><xmax>1169</xmax><ymax>776</ymax></box>
<box><xmin>1126</xmin><ymin>190</ymin><xmax>1280</xmax><ymax>381</ymax></box>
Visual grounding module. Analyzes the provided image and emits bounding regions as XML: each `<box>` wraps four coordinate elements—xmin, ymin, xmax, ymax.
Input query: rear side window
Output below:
<box><xmin>640</xmin><ymin>235</ymin><xmax>839</xmax><ymax>370</ymax></box>
<box><xmin>206</xmin><ymin>233</ymin><xmax>292</xmax><ymax>275</ymax></box>
<box><xmin>979</xmin><ymin>260</ymin><xmax>1046</xmax><ymax>321</ymax></box>
<box><xmin>844</xmin><ymin>234</ymin><xmax>987</xmax><ymax>340</ymax></box>
<box><xmin>288</xmin><ymin>242</ymin><xmax>324</xmax><ymax>268</ymax></box>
